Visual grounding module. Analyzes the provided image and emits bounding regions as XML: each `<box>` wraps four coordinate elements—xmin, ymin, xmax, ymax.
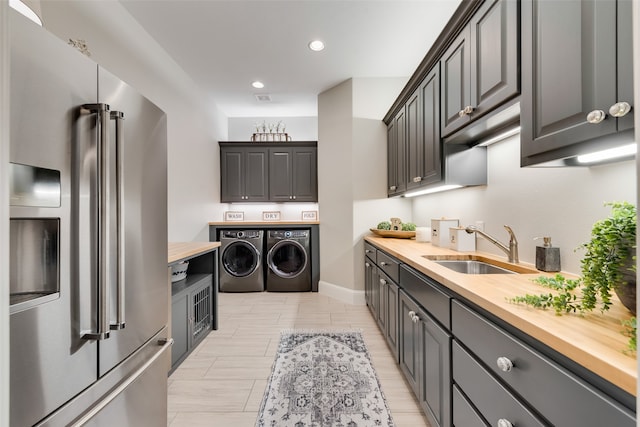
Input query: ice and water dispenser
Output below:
<box><xmin>9</xmin><ymin>163</ymin><xmax>61</xmax><ymax>313</ymax></box>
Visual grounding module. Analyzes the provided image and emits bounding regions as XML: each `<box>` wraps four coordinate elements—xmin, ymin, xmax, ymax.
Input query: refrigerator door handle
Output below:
<box><xmin>81</xmin><ymin>103</ymin><xmax>111</xmax><ymax>341</ymax></box>
<box><xmin>110</xmin><ymin>110</ymin><xmax>126</xmax><ymax>330</ymax></box>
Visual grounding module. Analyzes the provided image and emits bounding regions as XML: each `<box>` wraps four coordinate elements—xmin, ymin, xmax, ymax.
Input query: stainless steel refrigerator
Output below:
<box><xmin>9</xmin><ymin>10</ymin><xmax>170</xmax><ymax>426</ymax></box>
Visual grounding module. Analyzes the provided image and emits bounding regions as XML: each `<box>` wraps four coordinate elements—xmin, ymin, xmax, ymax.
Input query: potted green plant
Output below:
<box><xmin>579</xmin><ymin>201</ymin><xmax>636</xmax><ymax>314</ymax></box>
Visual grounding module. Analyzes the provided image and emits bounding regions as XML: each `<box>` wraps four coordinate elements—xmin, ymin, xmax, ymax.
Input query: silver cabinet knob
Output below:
<box><xmin>496</xmin><ymin>356</ymin><xmax>514</xmax><ymax>372</ymax></box>
<box><xmin>586</xmin><ymin>109</ymin><xmax>606</xmax><ymax>124</ymax></box>
<box><xmin>389</xmin><ymin>185</ymin><xmax>397</xmax><ymax>191</ymax></box>
<box><xmin>497</xmin><ymin>419</ymin><xmax>514</xmax><ymax>427</ymax></box>
<box><xmin>365</xmin><ymin>249</ymin><xmax>372</xmax><ymax>253</ymax></box>
<box><xmin>365</xmin><ymin>262</ymin><xmax>370</xmax><ymax>268</ymax></box>
<box><xmin>379</xmin><ymin>279</ymin><xmax>387</xmax><ymax>286</ymax></box>
<box><xmin>292</xmin><ymin>196</ymin><xmax>296</xmax><ymax>200</ymax></box>
<box><xmin>408</xmin><ymin>310</ymin><xmax>415</xmax><ymax>319</ymax></box>
<box><xmin>413</xmin><ymin>176</ymin><xmax>422</xmax><ymax>183</ymax></box>
<box><xmin>458</xmin><ymin>105</ymin><xmax>475</xmax><ymax>117</ymax></box>
<box><xmin>609</xmin><ymin>101</ymin><xmax>632</xmax><ymax>117</ymax></box>
<box><xmin>379</xmin><ymin>261</ymin><xmax>387</xmax><ymax>266</ymax></box>
<box><xmin>412</xmin><ymin>313</ymin><xmax>419</xmax><ymax>323</ymax></box>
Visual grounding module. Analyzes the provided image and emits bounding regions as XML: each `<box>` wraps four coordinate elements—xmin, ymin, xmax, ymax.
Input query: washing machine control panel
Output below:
<box><xmin>270</xmin><ymin>230</ymin><xmax>309</xmax><ymax>239</ymax></box>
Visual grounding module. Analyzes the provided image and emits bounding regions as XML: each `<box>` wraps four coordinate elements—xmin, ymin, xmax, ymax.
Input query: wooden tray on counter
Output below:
<box><xmin>369</xmin><ymin>228</ymin><xmax>416</xmax><ymax>239</ymax></box>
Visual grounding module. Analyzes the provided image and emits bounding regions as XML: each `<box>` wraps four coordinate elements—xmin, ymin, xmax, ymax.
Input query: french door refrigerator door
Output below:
<box><xmin>9</xmin><ymin>11</ymin><xmax>98</xmax><ymax>427</ymax></box>
<box><xmin>96</xmin><ymin>66</ymin><xmax>168</xmax><ymax>376</ymax></box>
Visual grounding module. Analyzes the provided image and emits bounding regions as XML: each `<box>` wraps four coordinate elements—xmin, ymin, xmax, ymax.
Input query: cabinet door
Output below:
<box><xmin>269</xmin><ymin>148</ymin><xmax>293</xmax><ymax>201</ymax></box>
<box><xmin>244</xmin><ymin>149</ymin><xmax>268</xmax><ymax>201</ymax></box>
<box><xmin>364</xmin><ymin>259</ymin><xmax>374</xmax><ymax>310</ymax></box>
<box><xmin>388</xmin><ymin>109</ymin><xmax>406</xmax><ymax>196</ymax></box>
<box><xmin>521</xmin><ymin>0</ymin><xmax>618</xmax><ymax>161</ymax></box>
<box><xmin>384</xmin><ymin>279</ymin><xmax>400</xmax><ymax>362</ymax></box>
<box><xmin>170</xmin><ymin>292</ymin><xmax>190</xmax><ymax>370</ymax></box>
<box><xmin>418</xmin><ymin>307</ymin><xmax>452</xmax><ymax>427</ymax></box>
<box><xmin>292</xmin><ymin>147</ymin><xmax>317</xmax><ymax>201</ymax></box>
<box><xmin>469</xmin><ymin>0</ymin><xmax>519</xmax><ymax>120</ymax></box>
<box><xmin>441</xmin><ymin>27</ymin><xmax>471</xmax><ymax>137</ymax></box>
<box><xmin>220</xmin><ymin>149</ymin><xmax>244</xmax><ymax>202</ymax></box>
<box><xmin>399</xmin><ymin>291</ymin><xmax>420</xmax><ymax>396</ymax></box>
<box><xmin>376</xmin><ymin>273</ymin><xmax>388</xmax><ymax>333</ymax></box>
<box><xmin>616</xmin><ymin>0</ymin><xmax>634</xmax><ymax>133</ymax></box>
<box><xmin>419</xmin><ymin>66</ymin><xmax>442</xmax><ymax>186</ymax></box>
<box><xmin>405</xmin><ymin>89</ymin><xmax>422</xmax><ymax>190</ymax></box>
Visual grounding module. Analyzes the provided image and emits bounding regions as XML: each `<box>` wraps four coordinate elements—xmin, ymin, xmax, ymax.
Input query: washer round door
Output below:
<box><xmin>222</xmin><ymin>241</ymin><xmax>260</xmax><ymax>277</ymax></box>
<box><xmin>268</xmin><ymin>240</ymin><xmax>308</xmax><ymax>279</ymax></box>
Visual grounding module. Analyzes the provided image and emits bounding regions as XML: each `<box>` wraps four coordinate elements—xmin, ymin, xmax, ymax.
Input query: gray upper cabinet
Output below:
<box><xmin>269</xmin><ymin>144</ymin><xmax>318</xmax><ymax>202</ymax></box>
<box><xmin>441</xmin><ymin>0</ymin><xmax>519</xmax><ymax>137</ymax></box>
<box><xmin>520</xmin><ymin>0</ymin><xmax>634</xmax><ymax>166</ymax></box>
<box><xmin>220</xmin><ymin>144</ymin><xmax>268</xmax><ymax>202</ymax></box>
<box><xmin>387</xmin><ymin>109</ymin><xmax>407</xmax><ymax>196</ymax></box>
<box><xmin>407</xmin><ymin>65</ymin><xmax>442</xmax><ymax>191</ymax></box>
<box><xmin>219</xmin><ymin>141</ymin><xmax>317</xmax><ymax>203</ymax></box>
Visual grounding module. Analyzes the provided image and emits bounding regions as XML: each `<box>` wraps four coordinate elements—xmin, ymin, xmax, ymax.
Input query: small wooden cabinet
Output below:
<box><xmin>220</xmin><ymin>141</ymin><xmax>317</xmax><ymax>203</ymax></box>
<box><xmin>269</xmin><ymin>143</ymin><xmax>318</xmax><ymax>202</ymax></box>
<box><xmin>520</xmin><ymin>0</ymin><xmax>634</xmax><ymax>166</ymax></box>
<box><xmin>168</xmin><ymin>242</ymin><xmax>219</xmax><ymax>373</ymax></box>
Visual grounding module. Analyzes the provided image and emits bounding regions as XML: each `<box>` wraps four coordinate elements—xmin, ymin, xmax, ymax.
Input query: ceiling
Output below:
<box><xmin>119</xmin><ymin>0</ymin><xmax>461</xmax><ymax>118</ymax></box>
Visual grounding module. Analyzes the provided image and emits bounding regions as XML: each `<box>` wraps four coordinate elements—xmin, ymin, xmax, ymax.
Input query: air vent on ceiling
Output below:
<box><xmin>255</xmin><ymin>94</ymin><xmax>272</xmax><ymax>102</ymax></box>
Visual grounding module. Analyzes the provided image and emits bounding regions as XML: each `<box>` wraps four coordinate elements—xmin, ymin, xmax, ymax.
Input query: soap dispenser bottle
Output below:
<box><xmin>535</xmin><ymin>237</ymin><xmax>561</xmax><ymax>272</ymax></box>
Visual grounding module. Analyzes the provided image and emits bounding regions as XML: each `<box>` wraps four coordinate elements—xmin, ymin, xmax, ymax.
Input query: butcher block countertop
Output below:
<box><xmin>168</xmin><ymin>241</ymin><xmax>221</xmax><ymax>265</ymax></box>
<box><xmin>365</xmin><ymin>235</ymin><xmax>637</xmax><ymax>396</ymax></box>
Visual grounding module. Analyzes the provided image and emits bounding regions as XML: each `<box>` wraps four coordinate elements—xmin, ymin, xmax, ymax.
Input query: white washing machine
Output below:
<box><xmin>266</xmin><ymin>230</ymin><xmax>311</xmax><ymax>292</ymax></box>
<box><xmin>219</xmin><ymin>230</ymin><xmax>264</xmax><ymax>292</ymax></box>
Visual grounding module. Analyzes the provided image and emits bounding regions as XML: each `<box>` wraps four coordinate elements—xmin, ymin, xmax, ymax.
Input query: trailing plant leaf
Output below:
<box><xmin>621</xmin><ymin>316</ymin><xmax>636</xmax><ymax>354</ymax></box>
<box><xmin>508</xmin><ymin>275</ymin><xmax>582</xmax><ymax>315</ymax></box>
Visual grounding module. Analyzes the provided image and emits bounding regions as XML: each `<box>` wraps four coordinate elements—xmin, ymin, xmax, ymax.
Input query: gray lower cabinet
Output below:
<box><xmin>364</xmin><ymin>241</ymin><xmax>636</xmax><ymax>427</ymax></box>
<box><xmin>399</xmin><ymin>290</ymin><xmax>452</xmax><ymax>427</ymax></box>
<box><xmin>520</xmin><ymin>0</ymin><xmax>634</xmax><ymax>166</ymax></box>
<box><xmin>452</xmin><ymin>300</ymin><xmax>636</xmax><ymax>427</ymax></box>
<box><xmin>170</xmin><ymin>274</ymin><xmax>213</xmax><ymax>372</ymax></box>
<box><xmin>269</xmin><ymin>144</ymin><xmax>318</xmax><ymax>202</ymax></box>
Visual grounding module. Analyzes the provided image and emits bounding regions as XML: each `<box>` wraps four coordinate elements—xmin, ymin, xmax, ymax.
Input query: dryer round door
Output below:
<box><xmin>222</xmin><ymin>241</ymin><xmax>260</xmax><ymax>277</ymax></box>
<box><xmin>268</xmin><ymin>240</ymin><xmax>308</xmax><ymax>279</ymax></box>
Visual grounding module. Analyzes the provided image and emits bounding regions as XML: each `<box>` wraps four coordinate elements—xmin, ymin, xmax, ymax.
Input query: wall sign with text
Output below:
<box><xmin>263</xmin><ymin>211</ymin><xmax>281</xmax><ymax>221</ymax></box>
<box><xmin>224</xmin><ymin>211</ymin><xmax>244</xmax><ymax>221</ymax></box>
<box><xmin>302</xmin><ymin>211</ymin><xmax>318</xmax><ymax>221</ymax></box>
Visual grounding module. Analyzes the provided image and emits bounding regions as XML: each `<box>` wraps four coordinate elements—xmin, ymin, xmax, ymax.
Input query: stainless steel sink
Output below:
<box><xmin>432</xmin><ymin>260</ymin><xmax>517</xmax><ymax>274</ymax></box>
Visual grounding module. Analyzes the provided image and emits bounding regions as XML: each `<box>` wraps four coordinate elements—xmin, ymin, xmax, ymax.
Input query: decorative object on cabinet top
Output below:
<box><xmin>251</xmin><ymin>120</ymin><xmax>292</xmax><ymax>142</ymax></box>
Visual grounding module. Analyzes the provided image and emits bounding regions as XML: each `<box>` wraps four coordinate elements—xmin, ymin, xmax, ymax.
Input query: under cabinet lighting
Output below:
<box><xmin>403</xmin><ymin>184</ymin><xmax>462</xmax><ymax>198</ymax></box>
<box><xmin>576</xmin><ymin>143</ymin><xmax>637</xmax><ymax>164</ymax></box>
<box><xmin>476</xmin><ymin>126</ymin><xmax>521</xmax><ymax>147</ymax></box>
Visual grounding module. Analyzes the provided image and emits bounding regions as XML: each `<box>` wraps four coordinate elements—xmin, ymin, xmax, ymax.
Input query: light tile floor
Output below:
<box><xmin>167</xmin><ymin>292</ymin><xmax>430</xmax><ymax>427</ymax></box>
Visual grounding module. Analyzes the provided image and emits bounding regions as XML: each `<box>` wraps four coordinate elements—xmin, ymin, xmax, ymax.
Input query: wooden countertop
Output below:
<box><xmin>168</xmin><ymin>241</ymin><xmax>221</xmax><ymax>265</ymax></box>
<box><xmin>365</xmin><ymin>235</ymin><xmax>637</xmax><ymax>396</ymax></box>
<box><xmin>209</xmin><ymin>221</ymin><xmax>319</xmax><ymax>225</ymax></box>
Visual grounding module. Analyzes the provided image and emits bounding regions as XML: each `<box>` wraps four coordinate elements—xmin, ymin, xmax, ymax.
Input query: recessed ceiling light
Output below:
<box><xmin>252</xmin><ymin>81</ymin><xmax>265</xmax><ymax>89</ymax></box>
<box><xmin>308</xmin><ymin>40</ymin><xmax>325</xmax><ymax>52</ymax></box>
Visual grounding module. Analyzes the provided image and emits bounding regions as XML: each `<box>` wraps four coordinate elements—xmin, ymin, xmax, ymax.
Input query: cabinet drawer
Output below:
<box><xmin>452</xmin><ymin>300</ymin><xmax>635</xmax><ymax>427</ymax></box>
<box><xmin>400</xmin><ymin>265</ymin><xmax>450</xmax><ymax>330</ymax></box>
<box><xmin>364</xmin><ymin>242</ymin><xmax>377</xmax><ymax>262</ymax></box>
<box><xmin>453</xmin><ymin>340</ymin><xmax>546</xmax><ymax>427</ymax></box>
<box><xmin>376</xmin><ymin>250</ymin><xmax>399</xmax><ymax>283</ymax></box>
<box><xmin>453</xmin><ymin>384</ymin><xmax>488</xmax><ymax>427</ymax></box>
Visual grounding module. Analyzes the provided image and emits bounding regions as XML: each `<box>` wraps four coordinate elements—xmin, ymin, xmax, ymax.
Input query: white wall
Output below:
<box><xmin>318</xmin><ymin>78</ymin><xmax>411</xmax><ymax>302</ymax></box>
<box><xmin>411</xmin><ymin>135</ymin><xmax>636</xmax><ymax>275</ymax></box>
<box><xmin>1</xmin><ymin>1</ymin><xmax>9</xmax><ymax>423</ymax></box>
<box><xmin>228</xmin><ymin>116</ymin><xmax>318</xmax><ymax>141</ymax></box>
<box><xmin>38</xmin><ymin>0</ymin><xmax>228</xmax><ymax>242</ymax></box>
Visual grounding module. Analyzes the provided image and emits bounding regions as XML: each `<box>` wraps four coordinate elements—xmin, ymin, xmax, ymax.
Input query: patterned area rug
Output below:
<box><xmin>256</xmin><ymin>330</ymin><xmax>394</xmax><ymax>427</ymax></box>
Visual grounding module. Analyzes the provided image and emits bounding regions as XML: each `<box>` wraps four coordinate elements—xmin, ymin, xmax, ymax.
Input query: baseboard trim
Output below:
<box><xmin>318</xmin><ymin>281</ymin><xmax>366</xmax><ymax>306</ymax></box>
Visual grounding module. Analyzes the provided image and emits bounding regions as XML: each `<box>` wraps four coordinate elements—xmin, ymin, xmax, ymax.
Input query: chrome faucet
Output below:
<box><xmin>465</xmin><ymin>225</ymin><xmax>519</xmax><ymax>263</ymax></box>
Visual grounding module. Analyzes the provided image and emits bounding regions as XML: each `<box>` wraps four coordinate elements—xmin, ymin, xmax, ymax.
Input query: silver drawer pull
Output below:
<box><xmin>609</xmin><ymin>101</ymin><xmax>632</xmax><ymax>117</ymax></box>
<box><xmin>496</xmin><ymin>356</ymin><xmax>514</xmax><ymax>372</ymax></box>
<box><xmin>379</xmin><ymin>261</ymin><xmax>387</xmax><ymax>266</ymax></box>
<box><xmin>586</xmin><ymin>109</ymin><xmax>606</xmax><ymax>124</ymax></box>
<box><xmin>497</xmin><ymin>419</ymin><xmax>514</xmax><ymax>427</ymax></box>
